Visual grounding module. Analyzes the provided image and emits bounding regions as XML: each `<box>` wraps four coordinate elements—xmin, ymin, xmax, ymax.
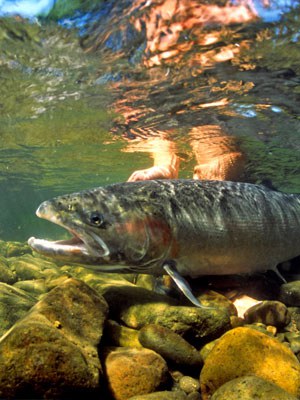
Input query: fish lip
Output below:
<box><xmin>28</xmin><ymin>235</ymin><xmax>88</xmax><ymax>256</ymax></box>
<box><xmin>30</xmin><ymin>204</ymin><xmax>110</xmax><ymax>258</ymax></box>
<box><xmin>28</xmin><ymin>230</ymin><xmax>110</xmax><ymax>258</ymax></box>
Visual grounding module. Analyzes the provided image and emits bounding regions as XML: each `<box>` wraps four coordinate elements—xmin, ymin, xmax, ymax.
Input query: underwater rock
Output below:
<box><xmin>129</xmin><ymin>392</ymin><xmax>188</xmax><ymax>400</ymax></box>
<box><xmin>60</xmin><ymin>265</ymin><xmax>136</xmax><ymax>289</ymax></box>
<box><xmin>0</xmin><ymin>240</ymin><xmax>31</xmax><ymax>258</ymax></box>
<box><xmin>285</xmin><ymin>332</ymin><xmax>300</xmax><ymax>354</ymax></box>
<box><xmin>244</xmin><ymin>300</ymin><xmax>291</xmax><ymax>328</ymax></box>
<box><xmin>9</xmin><ymin>256</ymin><xmax>44</xmax><ymax>279</ymax></box>
<box><xmin>196</xmin><ymin>290</ymin><xmax>237</xmax><ymax>316</ymax></box>
<box><xmin>0</xmin><ymin>278</ymin><xmax>108</xmax><ymax>398</ymax></box>
<box><xmin>44</xmin><ymin>274</ymin><xmax>72</xmax><ymax>291</ymax></box>
<box><xmin>8</xmin><ymin>254</ymin><xmax>61</xmax><ymax>281</ymax></box>
<box><xmin>13</xmin><ymin>279</ymin><xmax>48</xmax><ymax>296</ymax></box>
<box><xmin>104</xmin><ymin>319</ymin><xmax>142</xmax><ymax>348</ymax></box>
<box><xmin>200</xmin><ymin>326</ymin><xmax>300</xmax><ymax>399</ymax></box>
<box><xmin>135</xmin><ymin>274</ymin><xmax>157</xmax><ymax>291</ymax></box>
<box><xmin>210</xmin><ymin>376</ymin><xmax>298</xmax><ymax>400</ymax></box>
<box><xmin>199</xmin><ymin>338</ymin><xmax>219</xmax><ymax>361</ymax></box>
<box><xmin>287</xmin><ymin>307</ymin><xmax>300</xmax><ymax>331</ymax></box>
<box><xmin>0</xmin><ymin>282</ymin><xmax>37</xmax><ymax>337</ymax></box>
<box><xmin>243</xmin><ymin>322</ymin><xmax>277</xmax><ymax>336</ymax></box>
<box><xmin>102</xmin><ymin>346</ymin><xmax>169</xmax><ymax>400</ymax></box>
<box><xmin>128</xmin><ymin>391</ymin><xmax>187</xmax><ymax>400</ymax></box>
<box><xmin>138</xmin><ymin>324</ymin><xmax>203</xmax><ymax>369</ymax></box>
<box><xmin>178</xmin><ymin>376</ymin><xmax>200</xmax><ymax>394</ymax></box>
<box><xmin>0</xmin><ymin>256</ymin><xmax>17</xmax><ymax>284</ymax></box>
<box><xmin>186</xmin><ymin>393</ymin><xmax>201</xmax><ymax>400</ymax></box>
<box><xmin>279</xmin><ymin>281</ymin><xmax>300</xmax><ymax>306</ymax></box>
<box><xmin>100</xmin><ymin>283</ymin><xmax>231</xmax><ymax>343</ymax></box>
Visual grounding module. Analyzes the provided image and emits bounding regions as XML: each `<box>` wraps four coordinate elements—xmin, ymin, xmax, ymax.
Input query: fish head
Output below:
<box><xmin>28</xmin><ymin>186</ymin><xmax>172</xmax><ymax>273</ymax></box>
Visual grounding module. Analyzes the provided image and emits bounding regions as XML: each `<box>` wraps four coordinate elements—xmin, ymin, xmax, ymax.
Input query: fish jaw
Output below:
<box><xmin>28</xmin><ymin>236</ymin><xmax>87</xmax><ymax>258</ymax></box>
<box><xmin>27</xmin><ymin>232</ymin><xmax>111</xmax><ymax>264</ymax></box>
<box><xmin>28</xmin><ymin>200</ymin><xmax>111</xmax><ymax>264</ymax></box>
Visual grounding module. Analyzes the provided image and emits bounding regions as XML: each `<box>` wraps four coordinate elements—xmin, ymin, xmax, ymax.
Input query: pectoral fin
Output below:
<box><xmin>163</xmin><ymin>262</ymin><xmax>214</xmax><ymax>309</ymax></box>
<box><xmin>272</xmin><ymin>266</ymin><xmax>287</xmax><ymax>283</ymax></box>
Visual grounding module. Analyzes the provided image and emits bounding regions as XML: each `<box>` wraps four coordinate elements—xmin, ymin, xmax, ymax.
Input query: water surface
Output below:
<box><xmin>0</xmin><ymin>1</ymin><xmax>299</xmax><ymax>241</ymax></box>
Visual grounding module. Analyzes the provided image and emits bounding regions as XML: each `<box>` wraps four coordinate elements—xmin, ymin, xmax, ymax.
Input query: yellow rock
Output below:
<box><xmin>105</xmin><ymin>319</ymin><xmax>142</xmax><ymax>348</ymax></box>
<box><xmin>200</xmin><ymin>326</ymin><xmax>300</xmax><ymax>400</ymax></box>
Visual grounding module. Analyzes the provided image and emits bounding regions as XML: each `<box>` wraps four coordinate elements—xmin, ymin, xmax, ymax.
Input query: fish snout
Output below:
<box><xmin>36</xmin><ymin>201</ymin><xmax>50</xmax><ymax>218</ymax></box>
<box><xmin>36</xmin><ymin>200</ymin><xmax>61</xmax><ymax>225</ymax></box>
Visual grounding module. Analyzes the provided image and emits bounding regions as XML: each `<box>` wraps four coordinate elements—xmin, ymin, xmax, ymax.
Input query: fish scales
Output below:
<box><xmin>28</xmin><ymin>179</ymin><xmax>300</xmax><ymax>281</ymax></box>
<box><xmin>110</xmin><ymin>179</ymin><xmax>300</xmax><ymax>277</ymax></box>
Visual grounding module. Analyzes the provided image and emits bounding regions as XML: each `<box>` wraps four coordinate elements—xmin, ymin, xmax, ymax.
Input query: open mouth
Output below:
<box><xmin>28</xmin><ymin>230</ymin><xmax>110</xmax><ymax>259</ymax></box>
<box><xmin>28</xmin><ymin>201</ymin><xmax>110</xmax><ymax>259</ymax></box>
<box><xmin>29</xmin><ymin>223</ymin><xmax>111</xmax><ymax>255</ymax></box>
<box><xmin>28</xmin><ymin>234</ymin><xmax>88</xmax><ymax>256</ymax></box>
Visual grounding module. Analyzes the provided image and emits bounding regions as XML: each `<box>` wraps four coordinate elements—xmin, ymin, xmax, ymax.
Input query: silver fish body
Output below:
<box><xmin>28</xmin><ymin>179</ymin><xmax>300</xmax><ymax>279</ymax></box>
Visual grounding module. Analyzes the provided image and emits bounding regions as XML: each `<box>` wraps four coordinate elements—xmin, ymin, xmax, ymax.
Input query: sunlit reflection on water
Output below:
<box><xmin>0</xmin><ymin>1</ymin><xmax>299</xmax><ymax>241</ymax></box>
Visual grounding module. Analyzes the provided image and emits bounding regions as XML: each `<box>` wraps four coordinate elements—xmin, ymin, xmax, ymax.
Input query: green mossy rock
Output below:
<box><xmin>0</xmin><ymin>282</ymin><xmax>37</xmax><ymax>337</ymax></box>
<box><xmin>279</xmin><ymin>281</ymin><xmax>300</xmax><ymax>307</ymax></box>
<box><xmin>0</xmin><ymin>278</ymin><xmax>108</xmax><ymax>398</ymax></box>
<box><xmin>128</xmin><ymin>391</ymin><xmax>187</xmax><ymax>399</ymax></box>
<box><xmin>0</xmin><ymin>240</ymin><xmax>31</xmax><ymax>258</ymax></box>
<box><xmin>104</xmin><ymin>319</ymin><xmax>142</xmax><ymax>348</ymax></box>
<box><xmin>0</xmin><ymin>257</ymin><xmax>17</xmax><ymax>284</ymax></box>
<box><xmin>100</xmin><ymin>283</ymin><xmax>231</xmax><ymax>343</ymax></box>
<box><xmin>211</xmin><ymin>376</ymin><xmax>298</xmax><ymax>400</ymax></box>
<box><xmin>13</xmin><ymin>279</ymin><xmax>48</xmax><ymax>296</ymax></box>
<box><xmin>8</xmin><ymin>254</ymin><xmax>61</xmax><ymax>281</ymax></box>
<box><xmin>139</xmin><ymin>324</ymin><xmax>203</xmax><ymax>369</ymax></box>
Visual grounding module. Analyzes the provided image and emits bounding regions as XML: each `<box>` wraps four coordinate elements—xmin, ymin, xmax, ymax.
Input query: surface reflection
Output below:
<box><xmin>103</xmin><ymin>0</ymin><xmax>298</xmax><ymax>186</ymax></box>
<box><xmin>138</xmin><ymin>0</ymin><xmax>255</xmax><ymax>67</ymax></box>
<box><xmin>190</xmin><ymin>125</ymin><xmax>245</xmax><ymax>181</ymax></box>
<box><xmin>120</xmin><ymin>125</ymin><xmax>245</xmax><ymax>182</ymax></box>
<box><xmin>0</xmin><ymin>1</ymin><xmax>299</xmax><ymax>241</ymax></box>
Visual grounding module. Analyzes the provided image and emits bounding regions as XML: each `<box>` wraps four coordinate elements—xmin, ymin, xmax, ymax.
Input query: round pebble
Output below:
<box><xmin>179</xmin><ymin>376</ymin><xmax>200</xmax><ymax>394</ymax></box>
<box><xmin>244</xmin><ymin>300</ymin><xmax>291</xmax><ymax>328</ymax></box>
<box><xmin>187</xmin><ymin>392</ymin><xmax>201</xmax><ymax>400</ymax></box>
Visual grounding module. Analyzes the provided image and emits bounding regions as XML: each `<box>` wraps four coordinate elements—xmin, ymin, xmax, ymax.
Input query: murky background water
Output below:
<box><xmin>0</xmin><ymin>0</ymin><xmax>299</xmax><ymax>241</ymax></box>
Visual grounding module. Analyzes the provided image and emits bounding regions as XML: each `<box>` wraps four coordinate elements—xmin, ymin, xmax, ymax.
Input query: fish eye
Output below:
<box><xmin>89</xmin><ymin>212</ymin><xmax>106</xmax><ymax>228</ymax></box>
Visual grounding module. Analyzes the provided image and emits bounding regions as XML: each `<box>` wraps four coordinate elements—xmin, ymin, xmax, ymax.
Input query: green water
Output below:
<box><xmin>0</xmin><ymin>7</ymin><xmax>299</xmax><ymax>241</ymax></box>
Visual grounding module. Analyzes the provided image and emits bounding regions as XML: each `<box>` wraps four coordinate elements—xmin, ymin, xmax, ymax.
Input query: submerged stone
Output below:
<box><xmin>128</xmin><ymin>391</ymin><xmax>187</xmax><ymax>399</ymax></box>
<box><xmin>0</xmin><ymin>282</ymin><xmax>37</xmax><ymax>337</ymax></box>
<box><xmin>0</xmin><ymin>240</ymin><xmax>31</xmax><ymax>258</ymax></box>
<box><xmin>200</xmin><ymin>326</ymin><xmax>300</xmax><ymax>399</ymax></box>
<box><xmin>0</xmin><ymin>278</ymin><xmax>108</xmax><ymax>398</ymax></box>
<box><xmin>102</xmin><ymin>346</ymin><xmax>169</xmax><ymax>400</ymax></box>
<box><xmin>287</xmin><ymin>307</ymin><xmax>300</xmax><ymax>331</ymax></box>
<box><xmin>211</xmin><ymin>376</ymin><xmax>298</xmax><ymax>400</ymax></box>
<box><xmin>285</xmin><ymin>332</ymin><xmax>300</xmax><ymax>354</ymax></box>
<box><xmin>244</xmin><ymin>300</ymin><xmax>291</xmax><ymax>328</ymax></box>
<box><xmin>178</xmin><ymin>376</ymin><xmax>200</xmax><ymax>394</ymax></box>
<box><xmin>8</xmin><ymin>254</ymin><xmax>61</xmax><ymax>281</ymax></box>
<box><xmin>99</xmin><ymin>283</ymin><xmax>231</xmax><ymax>343</ymax></box>
<box><xmin>0</xmin><ymin>257</ymin><xmax>17</xmax><ymax>284</ymax></box>
<box><xmin>104</xmin><ymin>319</ymin><xmax>142</xmax><ymax>348</ymax></box>
<box><xmin>13</xmin><ymin>279</ymin><xmax>48</xmax><ymax>296</ymax></box>
<box><xmin>196</xmin><ymin>290</ymin><xmax>237</xmax><ymax>316</ymax></box>
<box><xmin>138</xmin><ymin>324</ymin><xmax>203</xmax><ymax>369</ymax></box>
<box><xmin>279</xmin><ymin>281</ymin><xmax>300</xmax><ymax>306</ymax></box>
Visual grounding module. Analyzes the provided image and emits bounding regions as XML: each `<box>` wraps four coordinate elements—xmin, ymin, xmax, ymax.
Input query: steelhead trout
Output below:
<box><xmin>28</xmin><ymin>179</ymin><xmax>300</xmax><ymax>307</ymax></box>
